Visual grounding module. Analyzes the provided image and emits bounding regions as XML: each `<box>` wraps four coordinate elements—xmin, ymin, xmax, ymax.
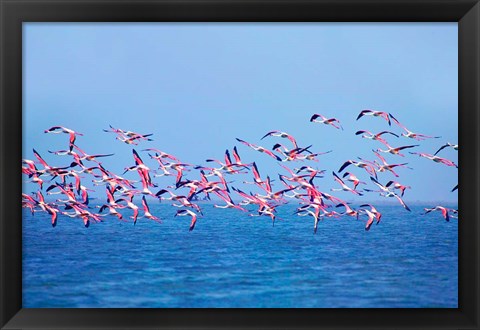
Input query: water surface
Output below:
<box><xmin>22</xmin><ymin>204</ymin><xmax>458</xmax><ymax>308</ymax></box>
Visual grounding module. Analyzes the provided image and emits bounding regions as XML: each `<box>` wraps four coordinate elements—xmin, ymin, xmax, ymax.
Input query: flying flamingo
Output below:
<box><xmin>32</xmin><ymin>149</ymin><xmax>74</xmax><ymax>176</ymax></box>
<box><xmin>409</xmin><ymin>152</ymin><xmax>458</xmax><ymax>168</ymax></box>
<box><xmin>376</xmin><ymin>143</ymin><xmax>418</xmax><ymax>157</ymax></box>
<box><xmin>103</xmin><ymin>125</ymin><xmax>153</xmax><ymax>144</ymax></box>
<box><xmin>295</xmin><ymin>166</ymin><xmax>326</xmax><ymax>176</ymax></box>
<box><xmin>236</xmin><ymin>138</ymin><xmax>282</xmax><ymax>161</ymax></box>
<box><xmin>213</xmin><ymin>190</ymin><xmax>248</xmax><ymax>212</ymax></box>
<box><xmin>272</xmin><ymin>144</ymin><xmax>325</xmax><ymax>162</ymax></box>
<box><xmin>72</xmin><ymin>145</ymin><xmax>114</xmax><ymax>163</ymax></box>
<box><xmin>62</xmin><ymin>204</ymin><xmax>101</xmax><ymax>227</ymax></box>
<box><xmin>174</xmin><ymin>209</ymin><xmax>198</xmax><ymax>231</ymax></box>
<box><xmin>423</xmin><ymin>206</ymin><xmax>453</xmax><ymax>222</ymax></box>
<box><xmin>231</xmin><ymin>146</ymin><xmax>250</xmax><ymax>168</ymax></box>
<box><xmin>205</xmin><ymin>150</ymin><xmax>249</xmax><ymax>175</ymax></box>
<box><xmin>355</xmin><ymin>130</ymin><xmax>398</xmax><ymax>146</ymax></box>
<box><xmin>356</xmin><ymin>110</ymin><xmax>392</xmax><ymax>126</ymax></box>
<box><xmin>331</xmin><ymin>172</ymin><xmax>363</xmax><ymax>195</ymax></box>
<box><xmin>261</xmin><ymin>130</ymin><xmax>298</xmax><ymax>148</ymax></box>
<box><xmin>44</xmin><ymin>126</ymin><xmax>83</xmax><ymax>151</ymax></box>
<box><xmin>35</xmin><ymin>191</ymin><xmax>60</xmax><ymax>227</ymax></box>
<box><xmin>385</xmin><ymin>181</ymin><xmax>411</xmax><ymax>197</ymax></box>
<box><xmin>358</xmin><ymin>208</ymin><xmax>377</xmax><ymax>231</ymax></box>
<box><xmin>115</xmin><ymin>196</ymin><xmax>139</xmax><ymax>224</ymax></box>
<box><xmin>98</xmin><ymin>204</ymin><xmax>124</xmax><ymax>221</ymax></box>
<box><xmin>338</xmin><ymin>160</ymin><xmax>377</xmax><ymax>178</ymax></box>
<box><xmin>359</xmin><ymin>203</ymin><xmax>382</xmax><ymax>226</ymax></box>
<box><xmin>243</xmin><ymin>162</ymin><xmax>268</xmax><ymax>188</ymax></box>
<box><xmin>342</xmin><ymin>172</ymin><xmax>366</xmax><ymax>190</ymax></box>
<box><xmin>370</xmin><ymin>150</ymin><xmax>412</xmax><ymax>177</ymax></box>
<box><xmin>142</xmin><ymin>148</ymin><xmax>180</xmax><ymax>162</ymax></box>
<box><xmin>335</xmin><ymin>202</ymin><xmax>359</xmax><ymax>219</ymax></box>
<box><xmin>140</xmin><ymin>196</ymin><xmax>161</xmax><ymax>222</ymax></box>
<box><xmin>116</xmin><ymin>134</ymin><xmax>153</xmax><ymax>145</ymax></box>
<box><xmin>389</xmin><ymin>113</ymin><xmax>441</xmax><ymax>141</ymax></box>
<box><xmin>249</xmin><ymin>204</ymin><xmax>279</xmax><ymax>225</ymax></box>
<box><xmin>155</xmin><ymin>189</ymin><xmax>203</xmax><ymax>214</ymax></box>
<box><xmin>367</xmin><ymin>177</ymin><xmax>411</xmax><ymax>211</ymax></box>
<box><xmin>295</xmin><ymin>207</ymin><xmax>322</xmax><ymax>234</ymax></box>
<box><xmin>310</xmin><ymin>114</ymin><xmax>343</xmax><ymax>130</ymax></box>
<box><xmin>433</xmin><ymin>142</ymin><xmax>458</xmax><ymax>156</ymax></box>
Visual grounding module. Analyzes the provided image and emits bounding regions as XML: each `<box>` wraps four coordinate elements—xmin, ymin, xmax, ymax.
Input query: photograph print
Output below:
<box><xmin>22</xmin><ymin>22</ymin><xmax>458</xmax><ymax>308</ymax></box>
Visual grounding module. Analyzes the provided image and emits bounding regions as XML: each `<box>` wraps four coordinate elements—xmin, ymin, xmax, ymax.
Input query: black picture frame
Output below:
<box><xmin>1</xmin><ymin>0</ymin><xmax>478</xmax><ymax>329</ymax></box>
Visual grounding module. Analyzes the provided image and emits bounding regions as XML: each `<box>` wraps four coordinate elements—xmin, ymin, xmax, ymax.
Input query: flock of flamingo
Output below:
<box><xmin>22</xmin><ymin>110</ymin><xmax>458</xmax><ymax>232</ymax></box>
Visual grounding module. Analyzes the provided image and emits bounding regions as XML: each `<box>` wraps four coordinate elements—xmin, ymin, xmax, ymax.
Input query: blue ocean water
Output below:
<box><xmin>22</xmin><ymin>203</ymin><xmax>458</xmax><ymax>308</ymax></box>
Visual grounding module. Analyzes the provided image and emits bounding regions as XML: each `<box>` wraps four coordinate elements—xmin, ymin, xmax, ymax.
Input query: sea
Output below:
<box><xmin>22</xmin><ymin>203</ymin><xmax>458</xmax><ymax>308</ymax></box>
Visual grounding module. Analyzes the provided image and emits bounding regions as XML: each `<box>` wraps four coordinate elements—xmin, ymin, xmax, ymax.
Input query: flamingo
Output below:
<box><xmin>142</xmin><ymin>148</ymin><xmax>180</xmax><ymax>162</ymax></box>
<box><xmin>213</xmin><ymin>190</ymin><xmax>248</xmax><ymax>212</ymax></box>
<box><xmin>272</xmin><ymin>144</ymin><xmax>325</xmax><ymax>162</ymax></box>
<box><xmin>261</xmin><ymin>131</ymin><xmax>298</xmax><ymax>148</ymax></box>
<box><xmin>22</xmin><ymin>193</ymin><xmax>38</xmax><ymax>215</ymax></box>
<box><xmin>295</xmin><ymin>207</ymin><xmax>322</xmax><ymax>234</ymax></box>
<box><xmin>370</xmin><ymin>150</ymin><xmax>412</xmax><ymax>177</ymax></box>
<box><xmin>358</xmin><ymin>208</ymin><xmax>376</xmax><ymax>231</ymax></box>
<box><xmin>98</xmin><ymin>204</ymin><xmax>124</xmax><ymax>221</ymax></box>
<box><xmin>342</xmin><ymin>172</ymin><xmax>366</xmax><ymax>190</ymax></box>
<box><xmin>115</xmin><ymin>197</ymin><xmax>139</xmax><ymax>224</ymax></box>
<box><xmin>367</xmin><ymin>177</ymin><xmax>411</xmax><ymax>211</ymax></box>
<box><xmin>249</xmin><ymin>204</ymin><xmax>279</xmax><ymax>225</ymax></box>
<box><xmin>205</xmin><ymin>150</ymin><xmax>249</xmax><ymax>175</ymax></box>
<box><xmin>310</xmin><ymin>114</ymin><xmax>343</xmax><ymax>130</ymax></box>
<box><xmin>359</xmin><ymin>204</ymin><xmax>382</xmax><ymax>226</ymax></box>
<box><xmin>376</xmin><ymin>144</ymin><xmax>418</xmax><ymax>157</ymax></box>
<box><xmin>23</xmin><ymin>169</ymin><xmax>44</xmax><ymax>189</ymax></box>
<box><xmin>63</xmin><ymin>204</ymin><xmax>101</xmax><ymax>227</ymax></box>
<box><xmin>356</xmin><ymin>110</ymin><xmax>392</xmax><ymax>126</ymax></box>
<box><xmin>355</xmin><ymin>130</ymin><xmax>398</xmax><ymax>146</ymax></box>
<box><xmin>46</xmin><ymin>183</ymin><xmax>82</xmax><ymax>206</ymax></box>
<box><xmin>390</xmin><ymin>113</ymin><xmax>441</xmax><ymax>141</ymax></box>
<box><xmin>385</xmin><ymin>181</ymin><xmax>411</xmax><ymax>197</ymax></box>
<box><xmin>236</xmin><ymin>138</ymin><xmax>282</xmax><ymax>161</ymax></box>
<box><xmin>72</xmin><ymin>145</ymin><xmax>114</xmax><ymax>163</ymax></box>
<box><xmin>155</xmin><ymin>161</ymin><xmax>192</xmax><ymax>187</ymax></box>
<box><xmin>335</xmin><ymin>202</ymin><xmax>359</xmax><ymax>219</ymax></box>
<box><xmin>174</xmin><ymin>209</ymin><xmax>198</xmax><ymax>231</ymax></box>
<box><xmin>103</xmin><ymin>125</ymin><xmax>153</xmax><ymax>144</ymax></box>
<box><xmin>243</xmin><ymin>162</ymin><xmax>269</xmax><ymax>189</ymax></box>
<box><xmin>331</xmin><ymin>172</ymin><xmax>363</xmax><ymax>195</ymax></box>
<box><xmin>409</xmin><ymin>152</ymin><xmax>458</xmax><ymax>168</ymax></box>
<box><xmin>140</xmin><ymin>196</ymin><xmax>161</xmax><ymax>222</ymax></box>
<box><xmin>295</xmin><ymin>166</ymin><xmax>326</xmax><ymax>176</ymax></box>
<box><xmin>35</xmin><ymin>191</ymin><xmax>60</xmax><ymax>227</ymax></box>
<box><xmin>433</xmin><ymin>142</ymin><xmax>458</xmax><ymax>156</ymax></box>
<box><xmin>32</xmin><ymin>149</ymin><xmax>74</xmax><ymax>176</ymax></box>
<box><xmin>338</xmin><ymin>160</ymin><xmax>377</xmax><ymax>178</ymax></box>
<box><xmin>423</xmin><ymin>206</ymin><xmax>452</xmax><ymax>222</ymax></box>
<box><xmin>44</xmin><ymin>126</ymin><xmax>83</xmax><ymax>151</ymax></box>
<box><xmin>155</xmin><ymin>189</ymin><xmax>202</xmax><ymax>213</ymax></box>
<box><xmin>116</xmin><ymin>134</ymin><xmax>153</xmax><ymax>145</ymax></box>
<box><xmin>257</xmin><ymin>176</ymin><xmax>295</xmax><ymax>201</ymax></box>
<box><xmin>231</xmin><ymin>146</ymin><xmax>250</xmax><ymax>168</ymax></box>
<box><xmin>280</xmin><ymin>149</ymin><xmax>332</xmax><ymax>162</ymax></box>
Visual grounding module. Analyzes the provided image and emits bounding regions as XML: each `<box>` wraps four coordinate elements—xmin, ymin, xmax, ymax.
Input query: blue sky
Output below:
<box><xmin>23</xmin><ymin>23</ymin><xmax>458</xmax><ymax>203</ymax></box>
